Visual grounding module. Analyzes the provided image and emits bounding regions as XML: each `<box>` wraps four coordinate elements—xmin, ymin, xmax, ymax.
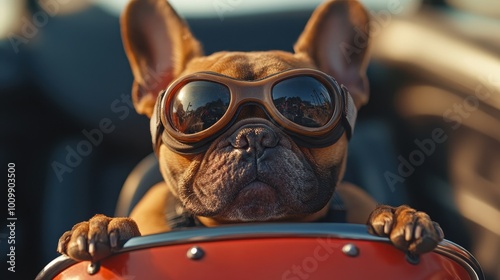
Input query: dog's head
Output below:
<box><xmin>121</xmin><ymin>0</ymin><xmax>370</xmax><ymax>224</ymax></box>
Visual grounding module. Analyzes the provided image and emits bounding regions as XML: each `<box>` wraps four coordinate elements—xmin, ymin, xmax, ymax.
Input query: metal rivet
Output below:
<box><xmin>406</xmin><ymin>252</ymin><xmax>420</xmax><ymax>265</ymax></box>
<box><xmin>87</xmin><ymin>261</ymin><xmax>100</xmax><ymax>275</ymax></box>
<box><xmin>187</xmin><ymin>246</ymin><xmax>205</xmax><ymax>260</ymax></box>
<box><xmin>342</xmin><ymin>243</ymin><xmax>359</xmax><ymax>257</ymax></box>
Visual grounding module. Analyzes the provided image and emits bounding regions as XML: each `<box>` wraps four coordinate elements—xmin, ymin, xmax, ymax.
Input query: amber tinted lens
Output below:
<box><xmin>170</xmin><ymin>81</ymin><xmax>230</xmax><ymax>134</ymax></box>
<box><xmin>272</xmin><ymin>76</ymin><xmax>334</xmax><ymax>128</ymax></box>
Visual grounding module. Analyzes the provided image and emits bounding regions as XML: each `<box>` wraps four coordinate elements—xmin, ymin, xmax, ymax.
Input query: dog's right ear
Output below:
<box><xmin>121</xmin><ymin>0</ymin><xmax>203</xmax><ymax>117</ymax></box>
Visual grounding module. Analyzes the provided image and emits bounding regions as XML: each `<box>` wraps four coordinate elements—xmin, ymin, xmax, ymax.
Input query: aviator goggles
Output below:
<box><xmin>151</xmin><ymin>68</ymin><xmax>357</xmax><ymax>155</ymax></box>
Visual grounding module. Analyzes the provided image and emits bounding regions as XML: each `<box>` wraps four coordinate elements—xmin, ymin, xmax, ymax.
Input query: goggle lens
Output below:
<box><xmin>272</xmin><ymin>76</ymin><xmax>333</xmax><ymax>128</ymax></box>
<box><xmin>170</xmin><ymin>81</ymin><xmax>230</xmax><ymax>134</ymax></box>
<box><xmin>155</xmin><ymin>69</ymin><xmax>357</xmax><ymax>154</ymax></box>
<box><xmin>169</xmin><ymin>76</ymin><xmax>336</xmax><ymax>135</ymax></box>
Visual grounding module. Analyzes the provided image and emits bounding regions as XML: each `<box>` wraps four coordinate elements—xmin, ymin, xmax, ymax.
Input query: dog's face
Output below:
<box><xmin>121</xmin><ymin>0</ymin><xmax>371</xmax><ymax>224</ymax></box>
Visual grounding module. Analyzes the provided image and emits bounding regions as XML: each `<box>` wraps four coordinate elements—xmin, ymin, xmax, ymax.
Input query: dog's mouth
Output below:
<box><xmin>225</xmin><ymin>180</ymin><xmax>280</xmax><ymax>221</ymax></box>
<box><xmin>179</xmin><ymin>150</ymin><xmax>325</xmax><ymax>221</ymax></box>
<box><xmin>174</xmin><ymin>118</ymin><xmax>336</xmax><ymax>222</ymax></box>
<box><xmin>238</xmin><ymin>181</ymin><xmax>277</xmax><ymax>200</ymax></box>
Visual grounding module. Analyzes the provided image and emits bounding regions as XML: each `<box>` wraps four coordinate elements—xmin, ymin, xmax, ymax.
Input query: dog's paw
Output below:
<box><xmin>367</xmin><ymin>205</ymin><xmax>444</xmax><ymax>255</ymax></box>
<box><xmin>57</xmin><ymin>214</ymin><xmax>141</xmax><ymax>261</ymax></box>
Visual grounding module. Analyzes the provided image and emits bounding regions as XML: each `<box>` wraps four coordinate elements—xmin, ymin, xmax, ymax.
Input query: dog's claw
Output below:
<box><xmin>77</xmin><ymin>235</ymin><xmax>87</xmax><ymax>252</ymax></box>
<box><xmin>88</xmin><ymin>237</ymin><xmax>96</xmax><ymax>256</ymax></box>
<box><xmin>57</xmin><ymin>231</ymin><xmax>71</xmax><ymax>254</ymax></box>
<box><xmin>405</xmin><ymin>224</ymin><xmax>413</xmax><ymax>241</ymax></box>
<box><xmin>383</xmin><ymin>218</ymin><xmax>392</xmax><ymax>235</ymax></box>
<box><xmin>367</xmin><ymin>205</ymin><xmax>443</xmax><ymax>254</ymax></box>
<box><xmin>109</xmin><ymin>231</ymin><xmax>118</xmax><ymax>248</ymax></box>
<box><xmin>57</xmin><ymin>214</ymin><xmax>141</xmax><ymax>261</ymax></box>
<box><xmin>414</xmin><ymin>225</ymin><xmax>423</xmax><ymax>240</ymax></box>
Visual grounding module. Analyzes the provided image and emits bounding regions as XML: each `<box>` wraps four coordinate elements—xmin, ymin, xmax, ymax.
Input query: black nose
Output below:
<box><xmin>228</xmin><ymin>124</ymin><xmax>279</xmax><ymax>157</ymax></box>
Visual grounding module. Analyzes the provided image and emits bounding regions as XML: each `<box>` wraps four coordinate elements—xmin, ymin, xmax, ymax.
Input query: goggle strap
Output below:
<box><xmin>342</xmin><ymin>85</ymin><xmax>357</xmax><ymax>139</ymax></box>
<box><xmin>161</xmin><ymin>130</ymin><xmax>223</xmax><ymax>155</ymax></box>
<box><xmin>151</xmin><ymin>90</ymin><xmax>166</xmax><ymax>156</ymax></box>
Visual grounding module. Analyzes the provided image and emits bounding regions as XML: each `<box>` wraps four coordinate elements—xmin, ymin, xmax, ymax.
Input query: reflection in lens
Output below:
<box><xmin>272</xmin><ymin>76</ymin><xmax>334</xmax><ymax>127</ymax></box>
<box><xmin>170</xmin><ymin>81</ymin><xmax>230</xmax><ymax>134</ymax></box>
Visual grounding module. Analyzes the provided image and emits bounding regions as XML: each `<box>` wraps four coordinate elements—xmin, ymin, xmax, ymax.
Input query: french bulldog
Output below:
<box><xmin>57</xmin><ymin>0</ymin><xmax>443</xmax><ymax>262</ymax></box>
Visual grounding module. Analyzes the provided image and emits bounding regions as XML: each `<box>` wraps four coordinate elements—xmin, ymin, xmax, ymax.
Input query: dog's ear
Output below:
<box><xmin>294</xmin><ymin>0</ymin><xmax>370</xmax><ymax>109</ymax></box>
<box><xmin>121</xmin><ymin>0</ymin><xmax>203</xmax><ymax>117</ymax></box>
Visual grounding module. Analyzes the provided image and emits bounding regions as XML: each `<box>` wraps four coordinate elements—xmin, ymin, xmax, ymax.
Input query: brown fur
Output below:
<box><xmin>57</xmin><ymin>0</ymin><xmax>444</xmax><ymax>262</ymax></box>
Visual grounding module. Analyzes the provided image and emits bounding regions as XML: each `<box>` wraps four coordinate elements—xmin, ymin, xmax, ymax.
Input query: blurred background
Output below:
<box><xmin>0</xmin><ymin>0</ymin><xmax>499</xmax><ymax>279</ymax></box>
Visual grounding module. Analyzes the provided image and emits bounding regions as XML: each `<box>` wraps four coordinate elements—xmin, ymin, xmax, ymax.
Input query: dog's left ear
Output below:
<box><xmin>121</xmin><ymin>0</ymin><xmax>203</xmax><ymax>117</ymax></box>
<box><xmin>294</xmin><ymin>0</ymin><xmax>370</xmax><ymax>109</ymax></box>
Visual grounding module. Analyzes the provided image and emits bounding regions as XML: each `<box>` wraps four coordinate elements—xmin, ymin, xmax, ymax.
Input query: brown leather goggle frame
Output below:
<box><xmin>151</xmin><ymin>68</ymin><xmax>357</xmax><ymax>155</ymax></box>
